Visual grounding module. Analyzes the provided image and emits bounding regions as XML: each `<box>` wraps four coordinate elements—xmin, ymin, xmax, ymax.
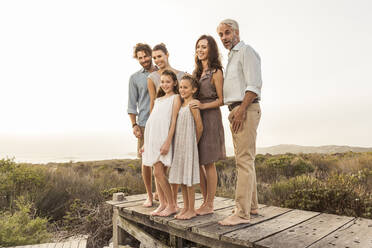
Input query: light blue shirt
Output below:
<box><xmin>224</xmin><ymin>41</ymin><xmax>262</xmax><ymax>105</ymax></box>
<box><xmin>127</xmin><ymin>68</ymin><xmax>151</xmax><ymax>127</ymax></box>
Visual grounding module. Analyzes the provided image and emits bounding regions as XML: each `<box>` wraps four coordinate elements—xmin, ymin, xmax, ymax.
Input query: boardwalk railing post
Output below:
<box><xmin>112</xmin><ymin>193</ymin><xmax>126</xmax><ymax>248</ymax></box>
<box><xmin>170</xmin><ymin>234</ymin><xmax>183</xmax><ymax>248</ymax></box>
<box><xmin>113</xmin><ymin>207</ymin><xmax>125</xmax><ymax>248</ymax></box>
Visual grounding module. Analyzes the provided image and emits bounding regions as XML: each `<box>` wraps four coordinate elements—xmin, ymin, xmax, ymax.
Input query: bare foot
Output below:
<box><xmin>178</xmin><ymin>210</ymin><xmax>197</xmax><ymax>220</ymax></box>
<box><xmin>175</xmin><ymin>208</ymin><xmax>188</xmax><ymax>219</ymax></box>
<box><xmin>198</xmin><ymin>202</ymin><xmax>206</xmax><ymax>209</ymax></box>
<box><xmin>158</xmin><ymin>206</ymin><xmax>177</xmax><ymax>217</ymax></box>
<box><xmin>250</xmin><ymin>209</ymin><xmax>259</xmax><ymax>215</ymax></box>
<box><xmin>231</xmin><ymin>208</ymin><xmax>259</xmax><ymax>215</ymax></box>
<box><xmin>154</xmin><ymin>192</ymin><xmax>159</xmax><ymax>201</ymax></box>
<box><xmin>142</xmin><ymin>198</ymin><xmax>153</xmax><ymax>207</ymax></box>
<box><xmin>218</xmin><ymin>215</ymin><xmax>250</xmax><ymax>226</ymax></box>
<box><xmin>150</xmin><ymin>205</ymin><xmax>166</xmax><ymax>216</ymax></box>
<box><xmin>196</xmin><ymin>205</ymin><xmax>214</xmax><ymax>215</ymax></box>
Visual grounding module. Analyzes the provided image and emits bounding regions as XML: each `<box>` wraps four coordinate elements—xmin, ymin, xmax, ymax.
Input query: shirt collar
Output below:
<box><xmin>141</xmin><ymin>65</ymin><xmax>158</xmax><ymax>74</ymax></box>
<box><xmin>232</xmin><ymin>40</ymin><xmax>245</xmax><ymax>51</ymax></box>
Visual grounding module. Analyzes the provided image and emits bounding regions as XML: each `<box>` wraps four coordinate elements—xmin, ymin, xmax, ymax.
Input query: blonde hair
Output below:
<box><xmin>219</xmin><ymin>19</ymin><xmax>239</xmax><ymax>31</ymax></box>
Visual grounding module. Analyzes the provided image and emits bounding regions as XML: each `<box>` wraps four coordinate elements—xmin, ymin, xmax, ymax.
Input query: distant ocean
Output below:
<box><xmin>1</xmin><ymin>153</ymin><xmax>138</xmax><ymax>164</ymax></box>
<box><xmin>1</xmin><ymin>147</ymin><xmax>236</xmax><ymax>164</ymax></box>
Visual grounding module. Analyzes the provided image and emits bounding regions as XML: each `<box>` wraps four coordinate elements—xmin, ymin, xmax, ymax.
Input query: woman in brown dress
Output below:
<box><xmin>190</xmin><ymin>35</ymin><xmax>226</xmax><ymax>215</ymax></box>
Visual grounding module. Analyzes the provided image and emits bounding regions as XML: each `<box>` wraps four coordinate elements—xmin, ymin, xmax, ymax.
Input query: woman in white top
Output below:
<box><xmin>147</xmin><ymin>43</ymin><xmax>184</xmax><ymax>206</ymax></box>
<box><xmin>148</xmin><ymin>43</ymin><xmax>185</xmax><ymax>112</ymax></box>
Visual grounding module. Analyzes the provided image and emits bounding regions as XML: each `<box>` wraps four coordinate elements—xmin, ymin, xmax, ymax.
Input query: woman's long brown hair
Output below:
<box><xmin>192</xmin><ymin>35</ymin><xmax>223</xmax><ymax>81</ymax></box>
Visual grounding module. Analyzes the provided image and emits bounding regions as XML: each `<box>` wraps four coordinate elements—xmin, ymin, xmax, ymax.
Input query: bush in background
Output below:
<box><xmin>0</xmin><ymin>197</ymin><xmax>51</xmax><ymax>246</ymax></box>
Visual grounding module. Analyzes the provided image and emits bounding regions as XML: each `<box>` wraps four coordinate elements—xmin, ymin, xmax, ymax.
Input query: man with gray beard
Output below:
<box><xmin>217</xmin><ymin>19</ymin><xmax>262</xmax><ymax>225</ymax></box>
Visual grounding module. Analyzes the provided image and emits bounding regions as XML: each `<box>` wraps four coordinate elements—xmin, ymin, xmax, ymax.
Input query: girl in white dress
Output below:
<box><xmin>169</xmin><ymin>75</ymin><xmax>203</xmax><ymax>220</ymax></box>
<box><xmin>141</xmin><ymin>69</ymin><xmax>181</xmax><ymax>217</ymax></box>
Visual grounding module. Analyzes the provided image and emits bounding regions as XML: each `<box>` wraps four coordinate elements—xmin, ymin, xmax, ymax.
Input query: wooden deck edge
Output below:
<box><xmin>118</xmin><ymin>209</ymin><xmax>249</xmax><ymax>248</ymax></box>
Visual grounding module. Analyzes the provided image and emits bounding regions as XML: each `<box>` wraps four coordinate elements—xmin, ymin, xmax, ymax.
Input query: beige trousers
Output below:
<box><xmin>228</xmin><ymin>103</ymin><xmax>261</xmax><ymax>220</ymax></box>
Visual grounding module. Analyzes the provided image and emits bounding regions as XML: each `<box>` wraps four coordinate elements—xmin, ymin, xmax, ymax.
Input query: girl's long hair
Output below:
<box><xmin>192</xmin><ymin>35</ymin><xmax>223</xmax><ymax>81</ymax></box>
<box><xmin>156</xmin><ymin>69</ymin><xmax>179</xmax><ymax>98</ymax></box>
<box><xmin>179</xmin><ymin>74</ymin><xmax>200</xmax><ymax>102</ymax></box>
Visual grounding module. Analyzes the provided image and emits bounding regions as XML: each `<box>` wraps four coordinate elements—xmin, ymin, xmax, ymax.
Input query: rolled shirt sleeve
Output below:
<box><xmin>242</xmin><ymin>45</ymin><xmax>262</xmax><ymax>99</ymax></box>
<box><xmin>127</xmin><ymin>75</ymin><xmax>138</xmax><ymax>115</ymax></box>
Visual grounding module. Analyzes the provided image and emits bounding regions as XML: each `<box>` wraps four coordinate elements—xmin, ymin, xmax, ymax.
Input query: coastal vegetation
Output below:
<box><xmin>1</xmin><ymin>151</ymin><xmax>371</xmax><ymax>247</ymax></box>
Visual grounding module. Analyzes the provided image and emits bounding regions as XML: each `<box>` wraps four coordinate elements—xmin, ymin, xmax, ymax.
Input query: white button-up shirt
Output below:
<box><xmin>223</xmin><ymin>41</ymin><xmax>262</xmax><ymax>105</ymax></box>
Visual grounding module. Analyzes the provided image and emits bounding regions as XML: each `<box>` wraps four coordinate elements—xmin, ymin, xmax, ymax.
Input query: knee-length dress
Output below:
<box><xmin>142</xmin><ymin>94</ymin><xmax>177</xmax><ymax>167</ymax></box>
<box><xmin>198</xmin><ymin>70</ymin><xmax>226</xmax><ymax>165</ymax></box>
<box><xmin>169</xmin><ymin>105</ymin><xmax>200</xmax><ymax>186</ymax></box>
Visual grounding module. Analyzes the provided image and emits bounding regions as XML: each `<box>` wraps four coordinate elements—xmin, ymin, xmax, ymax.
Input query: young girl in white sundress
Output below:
<box><xmin>169</xmin><ymin>75</ymin><xmax>203</xmax><ymax>220</ymax></box>
<box><xmin>141</xmin><ymin>69</ymin><xmax>181</xmax><ymax>217</ymax></box>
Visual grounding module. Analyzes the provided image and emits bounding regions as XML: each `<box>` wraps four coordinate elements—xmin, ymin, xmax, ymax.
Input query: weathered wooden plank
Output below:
<box><xmin>117</xmin><ymin>217</ymin><xmax>170</xmax><ymax>248</ymax></box>
<box><xmin>192</xmin><ymin>206</ymin><xmax>292</xmax><ymax>240</ymax></box>
<box><xmin>117</xmin><ymin>192</ymin><xmax>196</xmax><ymax>210</ymax></box>
<box><xmin>255</xmin><ymin>213</ymin><xmax>354</xmax><ymax>248</ymax></box>
<box><xmin>169</xmin><ymin>234</ymin><xmax>183</xmax><ymax>248</ymax></box>
<box><xmin>77</xmin><ymin>239</ymin><xmax>87</xmax><ymax>248</ymax></box>
<box><xmin>167</xmin><ymin>201</ymin><xmax>238</xmax><ymax>230</ymax></box>
<box><xmin>151</xmin><ymin>198</ymin><xmax>205</xmax><ymax>225</ymax></box>
<box><xmin>69</xmin><ymin>240</ymin><xmax>79</xmax><ymax>248</ymax></box>
<box><xmin>122</xmin><ymin>194</ymin><xmax>202</xmax><ymax>220</ymax></box>
<box><xmin>61</xmin><ymin>241</ymin><xmax>71</xmax><ymax>248</ymax></box>
<box><xmin>118</xmin><ymin>211</ymin><xmax>169</xmax><ymax>233</ymax></box>
<box><xmin>48</xmin><ymin>243</ymin><xmax>57</xmax><ymax>248</ymax></box>
<box><xmin>106</xmin><ymin>193</ymin><xmax>148</xmax><ymax>206</ymax></box>
<box><xmin>113</xmin><ymin>208</ymin><xmax>126</xmax><ymax>248</ymax></box>
<box><xmin>222</xmin><ymin>209</ymin><xmax>320</xmax><ymax>247</ymax></box>
<box><xmin>168</xmin><ymin>202</ymin><xmax>265</xmax><ymax>231</ymax></box>
<box><xmin>122</xmin><ymin>203</ymin><xmax>158</xmax><ymax>216</ymax></box>
<box><xmin>308</xmin><ymin>217</ymin><xmax>372</xmax><ymax>248</ymax></box>
<box><xmin>54</xmin><ymin>242</ymin><xmax>64</xmax><ymax>248</ymax></box>
<box><xmin>37</xmin><ymin>244</ymin><xmax>49</xmax><ymax>248</ymax></box>
<box><xmin>117</xmin><ymin>200</ymin><xmax>157</xmax><ymax>210</ymax></box>
<box><xmin>121</xmin><ymin>195</ymin><xmax>180</xmax><ymax>215</ymax></box>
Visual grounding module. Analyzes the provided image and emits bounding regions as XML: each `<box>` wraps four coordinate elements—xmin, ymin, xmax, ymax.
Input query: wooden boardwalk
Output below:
<box><xmin>107</xmin><ymin>193</ymin><xmax>372</xmax><ymax>248</ymax></box>
<box><xmin>5</xmin><ymin>237</ymin><xmax>87</xmax><ymax>248</ymax></box>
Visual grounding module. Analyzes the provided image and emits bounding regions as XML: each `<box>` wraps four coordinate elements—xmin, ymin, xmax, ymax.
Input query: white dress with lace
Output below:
<box><xmin>169</xmin><ymin>105</ymin><xmax>200</xmax><ymax>186</ymax></box>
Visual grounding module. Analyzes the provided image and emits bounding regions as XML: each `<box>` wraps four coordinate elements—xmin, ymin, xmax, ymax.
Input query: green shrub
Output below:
<box><xmin>0</xmin><ymin>197</ymin><xmax>51</xmax><ymax>246</ymax></box>
<box><xmin>256</xmin><ymin>155</ymin><xmax>314</xmax><ymax>183</ymax></box>
<box><xmin>0</xmin><ymin>159</ymin><xmax>46</xmax><ymax>211</ymax></box>
<box><xmin>271</xmin><ymin>173</ymin><xmax>372</xmax><ymax>218</ymax></box>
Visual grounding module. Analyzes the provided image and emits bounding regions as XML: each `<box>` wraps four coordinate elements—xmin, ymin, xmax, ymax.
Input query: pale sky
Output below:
<box><xmin>1</xmin><ymin>0</ymin><xmax>372</xmax><ymax>162</ymax></box>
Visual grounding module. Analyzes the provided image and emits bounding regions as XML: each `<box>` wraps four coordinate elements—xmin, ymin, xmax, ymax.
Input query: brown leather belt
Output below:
<box><xmin>228</xmin><ymin>98</ymin><xmax>259</xmax><ymax>111</ymax></box>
